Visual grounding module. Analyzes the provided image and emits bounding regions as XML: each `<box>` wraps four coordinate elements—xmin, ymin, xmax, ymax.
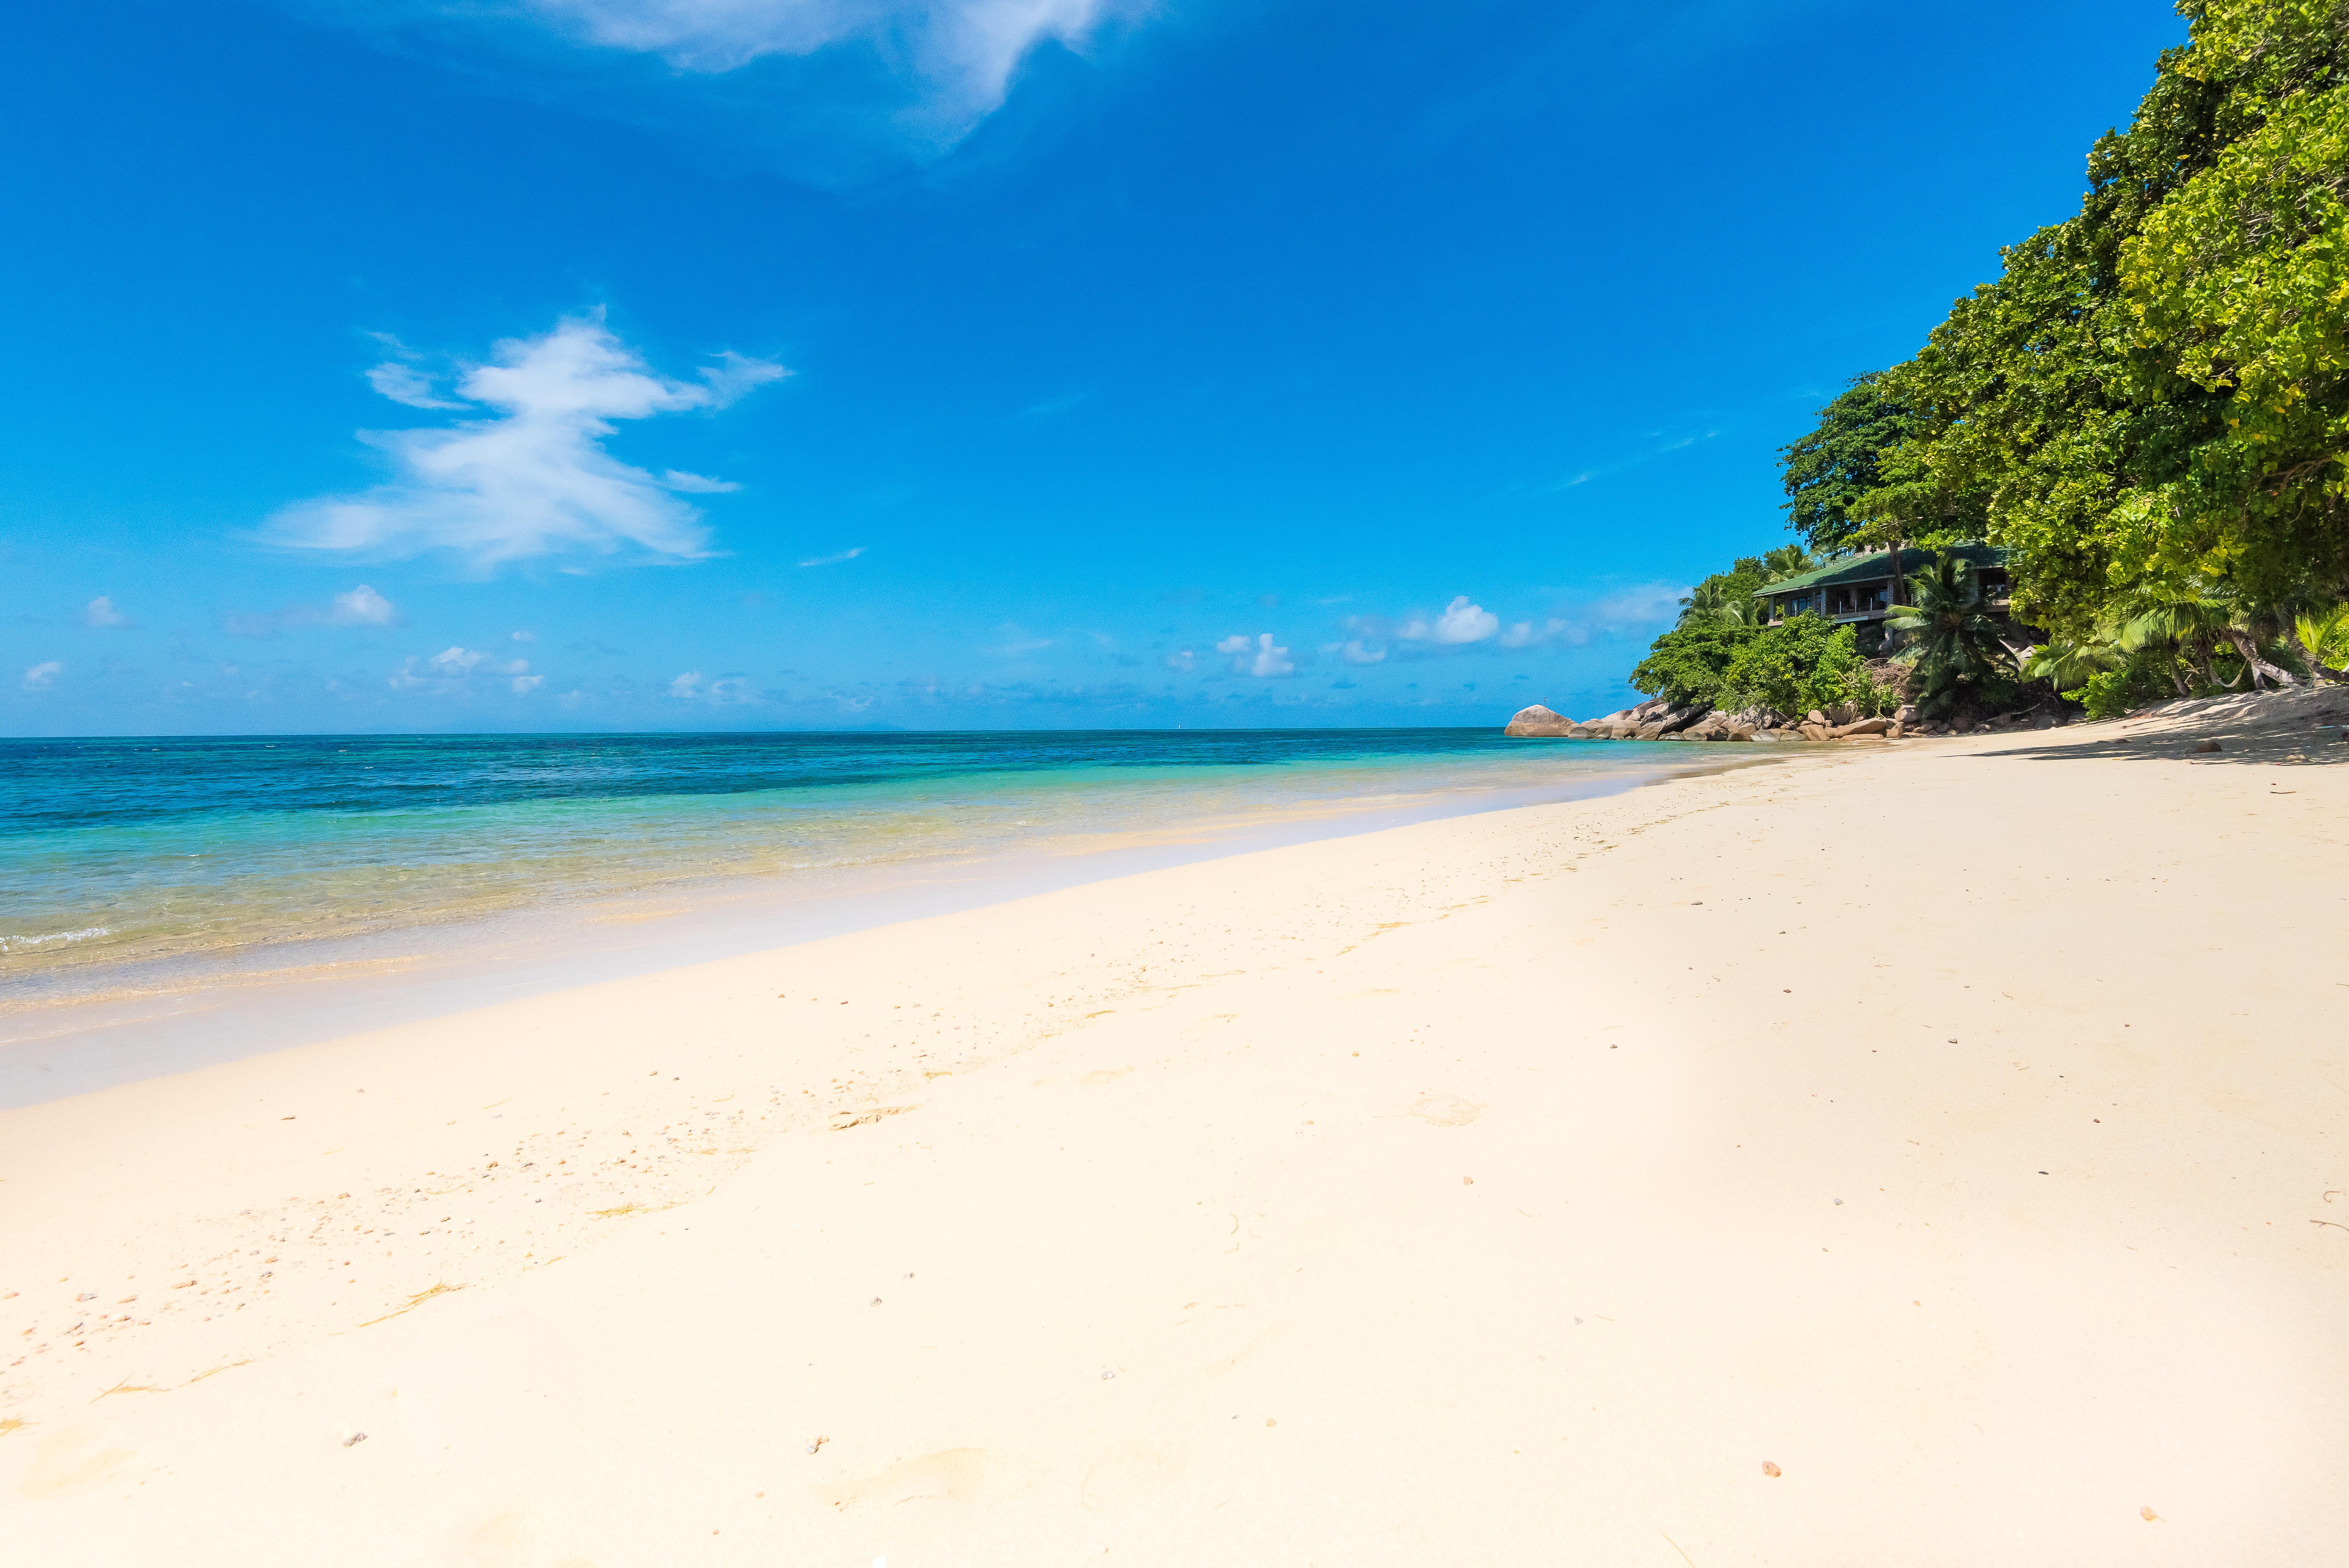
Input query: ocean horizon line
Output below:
<box><xmin>0</xmin><ymin>718</ymin><xmax>1558</xmax><ymax>744</ymax></box>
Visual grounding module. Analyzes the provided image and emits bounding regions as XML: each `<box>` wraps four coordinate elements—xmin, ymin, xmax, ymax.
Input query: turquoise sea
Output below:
<box><xmin>0</xmin><ymin>729</ymin><xmax>1701</xmax><ymax>1098</ymax></box>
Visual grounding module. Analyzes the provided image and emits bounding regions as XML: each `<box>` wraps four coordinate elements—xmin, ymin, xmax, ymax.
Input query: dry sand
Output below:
<box><xmin>4</xmin><ymin>704</ymin><xmax>2346</xmax><ymax>1565</ymax></box>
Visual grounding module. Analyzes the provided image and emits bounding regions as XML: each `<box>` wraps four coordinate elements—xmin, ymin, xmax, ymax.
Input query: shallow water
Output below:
<box><xmin>0</xmin><ymin>728</ymin><xmax>1711</xmax><ymax>1101</ymax></box>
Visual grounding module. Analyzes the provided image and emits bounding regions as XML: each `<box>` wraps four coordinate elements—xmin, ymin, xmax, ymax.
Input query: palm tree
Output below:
<box><xmin>1676</xmin><ymin>579</ymin><xmax>1760</xmax><ymax>629</ymax></box>
<box><xmin>2117</xmin><ymin>580</ymin><xmax>2299</xmax><ymax>692</ymax></box>
<box><xmin>1758</xmin><ymin>544</ymin><xmax>1818</xmax><ymax>583</ymax></box>
<box><xmin>2115</xmin><ymin>585</ymin><xmax>2230</xmax><ymax>690</ymax></box>
<box><xmin>1883</xmin><ymin>548</ymin><xmax>2013</xmax><ymax>713</ymax></box>
<box><xmin>2021</xmin><ymin>636</ymin><xmax>2123</xmax><ymax>694</ymax></box>
<box><xmin>2293</xmin><ymin>602</ymin><xmax>2349</xmax><ymax>679</ymax></box>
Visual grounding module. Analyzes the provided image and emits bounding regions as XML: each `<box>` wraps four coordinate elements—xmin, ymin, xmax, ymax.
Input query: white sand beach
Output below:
<box><xmin>5</xmin><ymin>706</ymin><xmax>2346</xmax><ymax>1565</ymax></box>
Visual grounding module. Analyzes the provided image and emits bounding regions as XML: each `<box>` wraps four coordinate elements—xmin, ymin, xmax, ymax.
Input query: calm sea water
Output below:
<box><xmin>1</xmin><ymin>729</ymin><xmax>1683</xmax><ymax>1021</ymax></box>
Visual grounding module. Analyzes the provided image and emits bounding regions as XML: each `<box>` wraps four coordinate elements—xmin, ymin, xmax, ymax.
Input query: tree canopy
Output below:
<box><xmin>1775</xmin><ymin>0</ymin><xmax>2349</xmax><ymax>638</ymax></box>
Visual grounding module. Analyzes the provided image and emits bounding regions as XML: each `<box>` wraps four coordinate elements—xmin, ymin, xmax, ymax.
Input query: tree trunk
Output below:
<box><xmin>2277</xmin><ymin>611</ymin><xmax>2317</xmax><ymax>679</ymax></box>
<box><xmin>2223</xmin><ymin>627</ymin><xmax>2297</xmax><ymax>689</ymax></box>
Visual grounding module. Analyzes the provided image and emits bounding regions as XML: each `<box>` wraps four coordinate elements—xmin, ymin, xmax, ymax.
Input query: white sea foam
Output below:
<box><xmin>1</xmin><ymin>927</ymin><xmax>110</xmax><ymax>954</ymax></box>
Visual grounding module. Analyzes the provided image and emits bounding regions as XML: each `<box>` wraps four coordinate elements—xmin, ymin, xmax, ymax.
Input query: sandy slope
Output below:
<box><xmin>3</xmin><ymin>720</ymin><xmax>2345</xmax><ymax>1566</ymax></box>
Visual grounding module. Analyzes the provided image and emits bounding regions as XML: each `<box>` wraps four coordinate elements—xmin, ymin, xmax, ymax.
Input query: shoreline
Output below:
<box><xmin>4</xmin><ymin>712</ymin><xmax>2342</xmax><ymax>1563</ymax></box>
<box><xmin>0</xmin><ymin>745</ymin><xmax>1774</xmax><ymax>1110</ymax></box>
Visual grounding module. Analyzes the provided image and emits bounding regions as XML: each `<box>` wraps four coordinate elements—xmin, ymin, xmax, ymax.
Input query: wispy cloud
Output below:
<box><xmin>22</xmin><ymin>660</ymin><xmax>61</xmax><ymax>691</ymax></box>
<box><xmin>1008</xmin><ymin>390</ymin><xmax>1092</xmax><ymax>423</ymax></box>
<box><xmin>1499</xmin><ymin>582</ymin><xmax>1686</xmax><ymax>648</ymax></box>
<box><xmin>268</xmin><ymin>314</ymin><xmax>786</xmax><ymax>570</ymax></box>
<box><xmin>799</xmin><ymin>545</ymin><xmax>866</xmax><ymax>567</ymax></box>
<box><xmin>83</xmin><ymin>596</ymin><xmax>135</xmax><ymax>629</ymax></box>
<box><xmin>1162</xmin><ymin>648</ymin><xmax>1195</xmax><ymax>672</ymax></box>
<box><xmin>1534</xmin><ymin>429</ymin><xmax>1719</xmax><ymax>497</ymax></box>
<box><xmin>660</xmin><ymin>469</ymin><xmax>741</xmax><ymax>494</ymax></box>
<box><xmin>668</xmin><ymin>669</ymin><xmax>760</xmax><ymax>703</ymax></box>
<box><xmin>364</xmin><ymin>341</ymin><xmax>465</xmax><ymax>409</ymax></box>
<box><xmin>994</xmin><ymin>623</ymin><xmax>1054</xmax><ymax>656</ymax></box>
<box><xmin>388</xmin><ymin>644</ymin><xmax>535</xmax><ymax>693</ymax></box>
<box><xmin>514</xmin><ymin>0</ymin><xmax>1130</xmax><ymax>136</ymax></box>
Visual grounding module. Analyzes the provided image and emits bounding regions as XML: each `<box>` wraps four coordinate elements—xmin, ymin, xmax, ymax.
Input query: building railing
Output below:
<box><xmin>1761</xmin><ymin>589</ymin><xmax>2011</xmax><ymax>628</ymax></box>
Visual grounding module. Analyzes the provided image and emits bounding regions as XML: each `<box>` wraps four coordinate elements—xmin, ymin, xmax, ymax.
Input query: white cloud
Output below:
<box><xmin>1338</xmin><ymin>639</ymin><xmax>1386</xmax><ymax>664</ymax></box>
<box><xmin>269</xmin><ymin>315</ymin><xmax>787</xmax><ymax>570</ymax></box>
<box><xmin>329</xmin><ymin>584</ymin><xmax>399</xmax><ymax>625</ymax></box>
<box><xmin>389</xmin><ymin>647</ymin><xmax>531</xmax><ymax>692</ymax></box>
<box><xmin>1162</xmin><ymin>648</ymin><xmax>1195</xmax><ymax>672</ymax></box>
<box><xmin>670</xmin><ymin>670</ymin><xmax>704</xmax><ymax>698</ymax></box>
<box><xmin>22</xmin><ymin>660</ymin><xmax>61</xmax><ymax>690</ymax></box>
<box><xmin>799</xmin><ymin>546</ymin><xmax>866</xmax><ymax>567</ymax></box>
<box><xmin>1399</xmin><ymin>596</ymin><xmax>1499</xmax><ymax>646</ymax></box>
<box><xmin>512</xmin><ymin>629</ymin><xmax>536</xmax><ymax>642</ymax></box>
<box><xmin>1217</xmin><ymin>632</ymin><xmax>1291</xmax><ymax>677</ymax></box>
<box><xmin>517</xmin><ymin>0</ymin><xmax>1127</xmax><ymax>136</ymax></box>
<box><xmin>84</xmin><ymin>595</ymin><xmax>133</xmax><ymax>628</ymax></box>
<box><xmin>227</xmin><ymin>584</ymin><xmax>402</xmax><ymax>638</ymax></box>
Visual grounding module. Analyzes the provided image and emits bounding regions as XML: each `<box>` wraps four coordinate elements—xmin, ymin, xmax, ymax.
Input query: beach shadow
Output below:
<box><xmin>1958</xmin><ymin>730</ymin><xmax>2349</xmax><ymax>767</ymax></box>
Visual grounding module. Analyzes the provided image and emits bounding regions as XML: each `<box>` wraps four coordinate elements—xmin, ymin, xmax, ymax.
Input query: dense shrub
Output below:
<box><xmin>1628</xmin><ymin>622</ymin><xmax>1756</xmax><ymax>706</ymax></box>
<box><xmin>1721</xmin><ymin>614</ymin><xmax>1877</xmax><ymax>717</ymax></box>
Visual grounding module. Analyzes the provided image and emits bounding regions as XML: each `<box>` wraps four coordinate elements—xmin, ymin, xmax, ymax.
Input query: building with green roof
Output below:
<box><xmin>1755</xmin><ymin>544</ymin><xmax>2013</xmax><ymax>635</ymax></box>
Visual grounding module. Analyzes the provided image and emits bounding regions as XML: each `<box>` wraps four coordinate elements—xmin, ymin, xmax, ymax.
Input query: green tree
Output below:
<box><xmin>2022</xmin><ymin>635</ymin><xmax>2126</xmax><ymax>694</ymax></box>
<box><xmin>2295</xmin><ymin>601</ymin><xmax>2349</xmax><ymax>673</ymax></box>
<box><xmin>1884</xmin><ymin>549</ymin><xmax>2018</xmax><ymax>716</ymax></box>
<box><xmin>2116</xmin><ymin>26</ymin><xmax>2349</xmax><ymax>608</ymax></box>
<box><xmin>1778</xmin><ymin>375</ymin><xmax>1932</xmax><ymax>552</ymax></box>
<box><xmin>1719</xmin><ymin>613</ymin><xmax>1877</xmax><ymax>717</ymax></box>
<box><xmin>2117</xmin><ymin>576</ymin><xmax>2303</xmax><ymax>689</ymax></box>
<box><xmin>1676</xmin><ymin>577</ymin><xmax>1762</xmax><ymax>629</ymax></box>
<box><xmin>1630</xmin><ymin>620</ymin><xmax>1756</xmax><ymax>706</ymax></box>
<box><xmin>1853</xmin><ymin>0</ymin><xmax>2349</xmax><ymax>637</ymax></box>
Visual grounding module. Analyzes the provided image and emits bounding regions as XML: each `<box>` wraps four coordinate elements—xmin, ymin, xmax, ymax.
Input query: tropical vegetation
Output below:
<box><xmin>1632</xmin><ymin>1</ymin><xmax>2348</xmax><ymax>722</ymax></box>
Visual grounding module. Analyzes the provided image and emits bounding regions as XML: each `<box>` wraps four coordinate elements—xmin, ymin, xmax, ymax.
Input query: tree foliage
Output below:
<box><xmin>1720</xmin><ymin>613</ymin><xmax>1887</xmax><ymax>717</ymax></box>
<box><xmin>1630</xmin><ymin>620</ymin><xmax>1755</xmax><ymax>705</ymax></box>
<box><xmin>1778</xmin><ymin>376</ymin><xmax>1932</xmax><ymax>551</ymax></box>
<box><xmin>1884</xmin><ymin>550</ymin><xmax>2019</xmax><ymax>716</ymax></box>
<box><xmin>1775</xmin><ymin>0</ymin><xmax>2349</xmax><ymax>647</ymax></box>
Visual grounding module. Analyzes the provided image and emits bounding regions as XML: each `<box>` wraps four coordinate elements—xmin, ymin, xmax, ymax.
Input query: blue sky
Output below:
<box><xmin>3</xmin><ymin>0</ymin><xmax>2185</xmax><ymax>734</ymax></box>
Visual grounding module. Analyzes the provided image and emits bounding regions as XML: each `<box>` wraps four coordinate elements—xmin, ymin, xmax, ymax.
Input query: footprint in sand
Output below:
<box><xmin>818</xmin><ymin>1448</ymin><xmax>1037</xmax><ymax>1511</ymax></box>
<box><xmin>1409</xmin><ymin>1094</ymin><xmax>1484</xmax><ymax>1127</ymax></box>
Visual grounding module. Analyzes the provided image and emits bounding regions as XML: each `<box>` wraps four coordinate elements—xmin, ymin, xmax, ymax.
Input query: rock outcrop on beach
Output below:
<box><xmin>1502</xmin><ymin>704</ymin><xmax>1578</xmax><ymax>737</ymax></box>
<box><xmin>1506</xmin><ymin>696</ymin><xmax>1909</xmax><ymax>744</ymax></box>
